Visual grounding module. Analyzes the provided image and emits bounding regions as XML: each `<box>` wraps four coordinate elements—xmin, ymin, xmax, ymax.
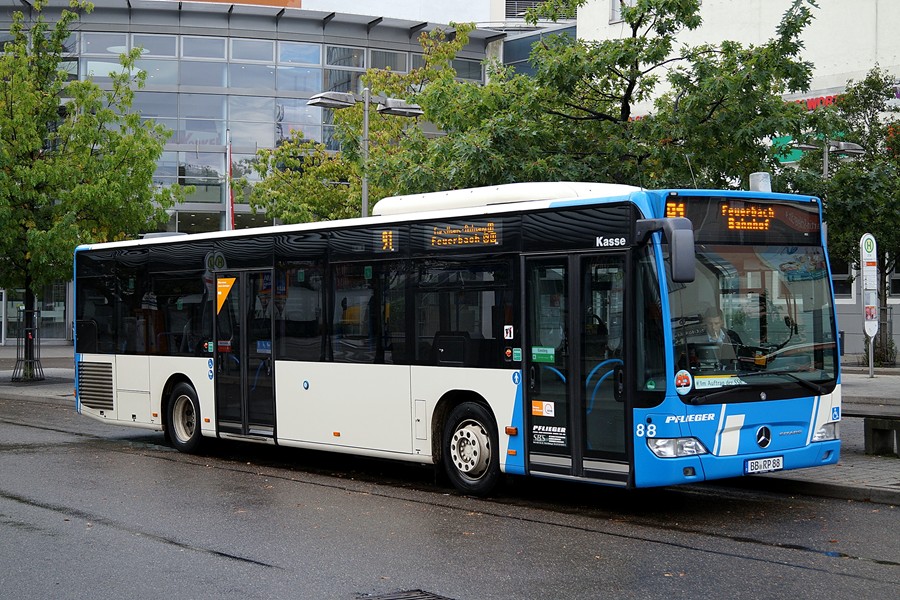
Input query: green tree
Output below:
<box><xmin>244</xmin><ymin>25</ymin><xmax>481</xmax><ymax>222</ymax></box>
<box><xmin>250</xmin><ymin>1</ymin><xmax>819</xmax><ymax>214</ymax></box>
<box><xmin>649</xmin><ymin>0</ymin><xmax>815</xmax><ymax>187</ymax></box>
<box><xmin>242</xmin><ymin>131</ymin><xmax>358</xmax><ymax>223</ymax></box>
<box><xmin>0</xmin><ymin>1</ymin><xmax>182</xmax><ymax>378</ymax></box>
<box><xmin>791</xmin><ymin>67</ymin><xmax>900</xmax><ymax>363</ymax></box>
<box><xmin>361</xmin><ymin>0</ymin><xmax>818</xmax><ymax>196</ymax></box>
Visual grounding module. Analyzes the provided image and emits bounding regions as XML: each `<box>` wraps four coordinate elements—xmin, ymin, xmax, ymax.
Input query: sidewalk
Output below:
<box><xmin>0</xmin><ymin>343</ymin><xmax>897</xmax><ymax>504</ymax></box>
<box><xmin>0</xmin><ymin>341</ymin><xmax>76</xmax><ymax>401</ymax></box>
<box><xmin>752</xmin><ymin>369</ymin><xmax>900</xmax><ymax>505</ymax></box>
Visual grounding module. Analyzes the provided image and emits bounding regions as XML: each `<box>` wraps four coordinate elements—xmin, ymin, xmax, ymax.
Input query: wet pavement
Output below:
<box><xmin>1</xmin><ymin>342</ymin><xmax>897</xmax><ymax>505</ymax></box>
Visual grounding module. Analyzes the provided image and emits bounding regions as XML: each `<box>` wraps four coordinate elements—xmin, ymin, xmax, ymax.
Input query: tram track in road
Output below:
<box><xmin>480</xmin><ymin>482</ymin><xmax>900</xmax><ymax>572</ymax></box>
<box><xmin>5</xmin><ymin>414</ymin><xmax>899</xmax><ymax>585</ymax></box>
<box><xmin>173</xmin><ymin>451</ymin><xmax>900</xmax><ymax>585</ymax></box>
<box><xmin>112</xmin><ymin>437</ymin><xmax>900</xmax><ymax>582</ymax></box>
<box><xmin>0</xmin><ymin>488</ymin><xmax>283</xmax><ymax>570</ymax></box>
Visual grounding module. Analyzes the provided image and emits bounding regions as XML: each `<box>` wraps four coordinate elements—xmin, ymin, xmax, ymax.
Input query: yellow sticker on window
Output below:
<box><xmin>216</xmin><ymin>277</ymin><xmax>236</xmax><ymax>314</ymax></box>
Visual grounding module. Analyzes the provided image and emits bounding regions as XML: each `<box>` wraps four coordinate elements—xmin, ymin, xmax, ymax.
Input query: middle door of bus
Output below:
<box><xmin>524</xmin><ymin>253</ymin><xmax>630</xmax><ymax>485</ymax></box>
<box><xmin>215</xmin><ymin>270</ymin><xmax>276</xmax><ymax>438</ymax></box>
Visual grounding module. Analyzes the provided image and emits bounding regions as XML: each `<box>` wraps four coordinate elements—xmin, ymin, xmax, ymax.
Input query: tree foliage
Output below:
<box><xmin>649</xmin><ymin>0</ymin><xmax>815</xmax><ymax>186</ymax></box>
<box><xmin>251</xmin><ymin>0</ymin><xmax>820</xmax><ymax>218</ymax></box>
<box><xmin>780</xmin><ymin>67</ymin><xmax>900</xmax><ymax>276</ymax></box>
<box><xmin>243</xmin><ymin>25</ymin><xmax>485</xmax><ymax>222</ymax></box>
<box><xmin>791</xmin><ymin>67</ymin><xmax>900</xmax><ymax>361</ymax></box>
<box><xmin>241</xmin><ymin>132</ymin><xmax>358</xmax><ymax>223</ymax></box>
<box><xmin>365</xmin><ymin>0</ymin><xmax>818</xmax><ymax>196</ymax></box>
<box><xmin>0</xmin><ymin>0</ymin><xmax>183</xmax><ymax>377</ymax></box>
<box><xmin>0</xmin><ymin>0</ymin><xmax>181</xmax><ymax>296</ymax></box>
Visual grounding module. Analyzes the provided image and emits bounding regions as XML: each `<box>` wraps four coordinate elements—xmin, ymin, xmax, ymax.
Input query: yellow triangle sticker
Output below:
<box><xmin>216</xmin><ymin>277</ymin><xmax>236</xmax><ymax>314</ymax></box>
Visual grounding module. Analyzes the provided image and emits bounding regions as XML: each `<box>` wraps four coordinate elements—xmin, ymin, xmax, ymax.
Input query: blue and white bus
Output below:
<box><xmin>74</xmin><ymin>182</ymin><xmax>841</xmax><ymax>495</ymax></box>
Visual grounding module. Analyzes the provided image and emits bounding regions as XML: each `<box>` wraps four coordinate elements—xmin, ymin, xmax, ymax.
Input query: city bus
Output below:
<box><xmin>74</xmin><ymin>182</ymin><xmax>841</xmax><ymax>495</ymax></box>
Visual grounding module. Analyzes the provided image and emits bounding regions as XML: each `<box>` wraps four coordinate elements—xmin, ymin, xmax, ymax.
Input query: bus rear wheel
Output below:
<box><xmin>442</xmin><ymin>402</ymin><xmax>500</xmax><ymax>496</ymax></box>
<box><xmin>168</xmin><ymin>383</ymin><xmax>202</xmax><ymax>453</ymax></box>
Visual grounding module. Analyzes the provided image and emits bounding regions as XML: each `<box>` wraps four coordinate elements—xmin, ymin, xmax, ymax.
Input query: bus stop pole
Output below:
<box><xmin>869</xmin><ymin>337</ymin><xmax>874</xmax><ymax>378</ymax></box>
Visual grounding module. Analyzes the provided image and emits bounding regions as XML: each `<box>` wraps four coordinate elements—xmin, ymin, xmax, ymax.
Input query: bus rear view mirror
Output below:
<box><xmin>670</xmin><ymin>228</ymin><xmax>696</xmax><ymax>283</ymax></box>
<box><xmin>635</xmin><ymin>217</ymin><xmax>696</xmax><ymax>283</ymax></box>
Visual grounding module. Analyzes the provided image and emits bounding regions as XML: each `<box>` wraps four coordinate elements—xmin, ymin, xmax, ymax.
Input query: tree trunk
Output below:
<box><xmin>876</xmin><ymin>252</ymin><xmax>895</xmax><ymax>366</ymax></box>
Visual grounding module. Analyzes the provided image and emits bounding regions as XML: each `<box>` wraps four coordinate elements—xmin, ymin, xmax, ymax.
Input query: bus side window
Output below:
<box><xmin>275</xmin><ymin>262</ymin><xmax>325</xmax><ymax>362</ymax></box>
<box><xmin>331</xmin><ymin>263</ymin><xmax>374</xmax><ymax>363</ymax></box>
<box><xmin>329</xmin><ymin>261</ymin><xmax>406</xmax><ymax>365</ymax></box>
<box><xmin>381</xmin><ymin>262</ymin><xmax>407</xmax><ymax>364</ymax></box>
<box><xmin>151</xmin><ymin>273</ymin><xmax>211</xmax><ymax>357</ymax></box>
<box><xmin>637</xmin><ymin>248</ymin><xmax>666</xmax><ymax>396</ymax></box>
<box><xmin>76</xmin><ymin>277</ymin><xmax>113</xmax><ymax>354</ymax></box>
<box><xmin>414</xmin><ymin>259</ymin><xmax>514</xmax><ymax>368</ymax></box>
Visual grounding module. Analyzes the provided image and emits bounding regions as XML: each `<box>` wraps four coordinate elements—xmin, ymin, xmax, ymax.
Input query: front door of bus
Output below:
<box><xmin>525</xmin><ymin>254</ymin><xmax>629</xmax><ymax>485</ymax></box>
<box><xmin>215</xmin><ymin>270</ymin><xmax>275</xmax><ymax>438</ymax></box>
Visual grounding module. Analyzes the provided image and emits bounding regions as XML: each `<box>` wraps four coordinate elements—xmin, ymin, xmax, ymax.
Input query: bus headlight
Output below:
<box><xmin>647</xmin><ymin>437</ymin><xmax>709</xmax><ymax>458</ymax></box>
<box><xmin>812</xmin><ymin>422</ymin><xmax>839</xmax><ymax>442</ymax></box>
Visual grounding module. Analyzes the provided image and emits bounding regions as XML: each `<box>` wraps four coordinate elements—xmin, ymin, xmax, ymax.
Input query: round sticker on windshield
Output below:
<box><xmin>674</xmin><ymin>369</ymin><xmax>693</xmax><ymax>395</ymax></box>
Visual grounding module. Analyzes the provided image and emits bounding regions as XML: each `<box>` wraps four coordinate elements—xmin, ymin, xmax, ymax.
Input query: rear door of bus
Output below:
<box><xmin>215</xmin><ymin>270</ymin><xmax>276</xmax><ymax>438</ymax></box>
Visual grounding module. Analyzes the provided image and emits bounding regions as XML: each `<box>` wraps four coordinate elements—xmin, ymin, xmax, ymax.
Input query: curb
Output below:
<box><xmin>738</xmin><ymin>475</ymin><xmax>900</xmax><ymax>506</ymax></box>
<box><xmin>0</xmin><ymin>390</ymin><xmax>75</xmax><ymax>408</ymax></box>
<box><xmin>841</xmin><ymin>367</ymin><xmax>900</xmax><ymax>376</ymax></box>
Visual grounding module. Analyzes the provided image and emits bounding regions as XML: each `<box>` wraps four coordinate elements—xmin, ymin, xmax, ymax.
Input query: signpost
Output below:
<box><xmin>860</xmin><ymin>233</ymin><xmax>878</xmax><ymax>378</ymax></box>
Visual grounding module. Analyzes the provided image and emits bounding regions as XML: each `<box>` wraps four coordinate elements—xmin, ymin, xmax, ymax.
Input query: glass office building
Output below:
<box><xmin>0</xmin><ymin>0</ymin><xmax>501</xmax><ymax>341</ymax></box>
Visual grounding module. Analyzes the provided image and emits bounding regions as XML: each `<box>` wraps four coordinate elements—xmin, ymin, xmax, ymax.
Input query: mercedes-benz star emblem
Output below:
<box><xmin>756</xmin><ymin>426</ymin><xmax>772</xmax><ymax>449</ymax></box>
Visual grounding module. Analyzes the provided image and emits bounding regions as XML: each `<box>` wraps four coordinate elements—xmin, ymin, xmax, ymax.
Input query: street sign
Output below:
<box><xmin>860</xmin><ymin>233</ymin><xmax>878</xmax><ymax>338</ymax></box>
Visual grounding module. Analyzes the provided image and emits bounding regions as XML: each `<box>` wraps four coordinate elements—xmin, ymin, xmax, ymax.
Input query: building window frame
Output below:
<box><xmin>610</xmin><ymin>0</ymin><xmax>636</xmax><ymax>24</ymax></box>
<box><xmin>81</xmin><ymin>32</ymin><xmax>127</xmax><ymax>56</ymax></box>
<box><xmin>831</xmin><ymin>256</ymin><xmax>855</xmax><ymax>305</ymax></box>
<box><xmin>370</xmin><ymin>49</ymin><xmax>407</xmax><ymax>73</ymax></box>
<box><xmin>230</xmin><ymin>38</ymin><xmax>275</xmax><ymax>63</ymax></box>
<box><xmin>278</xmin><ymin>41</ymin><xmax>322</xmax><ymax>66</ymax></box>
<box><xmin>132</xmin><ymin>33</ymin><xmax>177</xmax><ymax>58</ymax></box>
<box><xmin>325</xmin><ymin>45</ymin><xmax>366</xmax><ymax>69</ymax></box>
<box><xmin>182</xmin><ymin>36</ymin><xmax>227</xmax><ymax>60</ymax></box>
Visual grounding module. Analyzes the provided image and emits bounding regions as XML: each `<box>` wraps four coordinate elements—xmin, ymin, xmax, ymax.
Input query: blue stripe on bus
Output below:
<box><xmin>504</xmin><ymin>370</ymin><xmax>526</xmax><ymax>475</ymax></box>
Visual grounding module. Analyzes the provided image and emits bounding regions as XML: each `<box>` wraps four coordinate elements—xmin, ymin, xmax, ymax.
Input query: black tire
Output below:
<box><xmin>167</xmin><ymin>382</ymin><xmax>203</xmax><ymax>453</ymax></box>
<box><xmin>442</xmin><ymin>402</ymin><xmax>500</xmax><ymax>496</ymax></box>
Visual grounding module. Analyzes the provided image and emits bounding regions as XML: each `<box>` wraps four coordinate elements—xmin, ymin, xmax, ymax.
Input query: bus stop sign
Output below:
<box><xmin>860</xmin><ymin>233</ymin><xmax>878</xmax><ymax>338</ymax></box>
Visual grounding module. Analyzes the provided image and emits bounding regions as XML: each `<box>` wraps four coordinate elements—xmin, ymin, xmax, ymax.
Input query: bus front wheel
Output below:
<box><xmin>442</xmin><ymin>402</ymin><xmax>500</xmax><ymax>496</ymax></box>
<box><xmin>167</xmin><ymin>383</ymin><xmax>202</xmax><ymax>453</ymax></box>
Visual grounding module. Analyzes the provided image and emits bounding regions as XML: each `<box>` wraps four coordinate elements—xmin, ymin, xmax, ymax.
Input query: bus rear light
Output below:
<box><xmin>505</xmin><ymin>426</ymin><xmax>518</xmax><ymax>436</ymax></box>
<box><xmin>647</xmin><ymin>437</ymin><xmax>709</xmax><ymax>458</ymax></box>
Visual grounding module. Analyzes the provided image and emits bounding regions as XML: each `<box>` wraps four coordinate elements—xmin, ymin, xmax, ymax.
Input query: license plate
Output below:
<box><xmin>745</xmin><ymin>456</ymin><xmax>784</xmax><ymax>474</ymax></box>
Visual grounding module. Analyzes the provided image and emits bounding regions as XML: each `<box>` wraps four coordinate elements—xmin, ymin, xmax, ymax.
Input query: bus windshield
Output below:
<box><xmin>669</xmin><ymin>244</ymin><xmax>838</xmax><ymax>402</ymax></box>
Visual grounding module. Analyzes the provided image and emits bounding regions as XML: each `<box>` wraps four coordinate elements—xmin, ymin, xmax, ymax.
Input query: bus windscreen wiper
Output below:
<box><xmin>737</xmin><ymin>369</ymin><xmax>831</xmax><ymax>395</ymax></box>
<box><xmin>688</xmin><ymin>385</ymin><xmax>741</xmax><ymax>405</ymax></box>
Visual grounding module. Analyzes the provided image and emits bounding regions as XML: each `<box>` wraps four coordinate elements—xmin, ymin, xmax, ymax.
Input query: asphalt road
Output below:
<box><xmin>1</xmin><ymin>395</ymin><xmax>898</xmax><ymax>600</ymax></box>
